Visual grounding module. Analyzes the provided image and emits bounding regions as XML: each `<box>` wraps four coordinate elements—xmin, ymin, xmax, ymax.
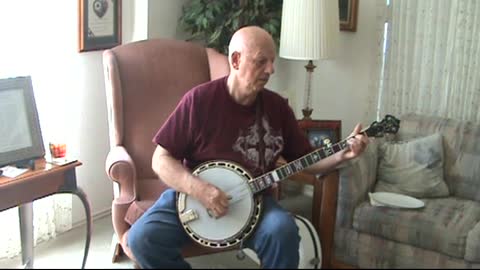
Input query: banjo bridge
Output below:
<box><xmin>179</xmin><ymin>209</ymin><xmax>199</xmax><ymax>224</ymax></box>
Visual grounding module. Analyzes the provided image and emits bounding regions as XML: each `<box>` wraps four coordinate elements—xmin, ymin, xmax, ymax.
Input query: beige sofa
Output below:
<box><xmin>326</xmin><ymin>113</ymin><xmax>480</xmax><ymax>268</ymax></box>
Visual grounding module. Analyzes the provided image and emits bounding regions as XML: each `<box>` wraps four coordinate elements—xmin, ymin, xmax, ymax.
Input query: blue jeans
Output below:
<box><xmin>127</xmin><ymin>189</ymin><xmax>300</xmax><ymax>269</ymax></box>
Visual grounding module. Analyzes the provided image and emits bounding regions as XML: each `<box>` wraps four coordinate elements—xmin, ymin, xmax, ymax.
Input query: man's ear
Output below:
<box><xmin>231</xmin><ymin>51</ymin><xmax>240</xmax><ymax>70</ymax></box>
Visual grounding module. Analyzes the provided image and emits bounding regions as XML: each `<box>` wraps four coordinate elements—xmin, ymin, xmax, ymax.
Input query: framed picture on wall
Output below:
<box><xmin>78</xmin><ymin>0</ymin><xmax>122</xmax><ymax>52</ymax></box>
<box><xmin>298</xmin><ymin>119</ymin><xmax>342</xmax><ymax>149</ymax></box>
<box><xmin>339</xmin><ymin>0</ymin><xmax>358</xmax><ymax>32</ymax></box>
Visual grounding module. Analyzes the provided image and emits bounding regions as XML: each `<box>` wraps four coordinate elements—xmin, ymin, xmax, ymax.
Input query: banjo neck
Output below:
<box><xmin>248</xmin><ymin>113</ymin><xmax>403</xmax><ymax>194</ymax></box>
<box><xmin>177</xmin><ymin>115</ymin><xmax>399</xmax><ymax>249</ymax></box>
<box><xmin>249</xmin><ymin>139</ymin><xmax>349</xmax><ymax>194</ymax></box>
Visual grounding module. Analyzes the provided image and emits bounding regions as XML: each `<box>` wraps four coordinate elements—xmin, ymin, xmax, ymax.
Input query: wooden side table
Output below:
<box><xmin>0</xmin><ymin>158</ymin><xmax>92</xmax><ymax>269</ymax></box>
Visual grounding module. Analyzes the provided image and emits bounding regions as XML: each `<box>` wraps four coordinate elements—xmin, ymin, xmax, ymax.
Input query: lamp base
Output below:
<box><xmin>302</xmin><ymin>108</ymin><xmax>313</xmax><ymax>120</ymax></box>
<box><xmin>301</xmin><ymin>60</ymin><xmax>316</xmax><ymax>120</ymax></box>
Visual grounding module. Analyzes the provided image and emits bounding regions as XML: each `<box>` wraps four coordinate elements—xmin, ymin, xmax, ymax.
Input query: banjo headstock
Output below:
<box><xmin>363</xmin><ymin>114</ymin><xmax>400</xmax><ymax>138</ymax></box>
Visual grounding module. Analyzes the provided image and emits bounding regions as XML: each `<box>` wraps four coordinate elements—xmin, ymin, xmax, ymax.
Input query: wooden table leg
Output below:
<box><xmin>58</xmin><ymin>169</ymin><xmax>92</xmax><ymax>269</ymax></box>
<box><xmin>318</xmin><ymin>171</ymin><xmax>339</xmax><ymax>269</ymax></box>
<box><xmin>57</xmin><ymin>187</ymin><xmax>92</xmax><ymax>269</ymax></box>
<box><xmin>19</xmin><ymin>203</ymin><xmax>34</xmax><ymax>269</ymax></box>
<box><xmin>71</xmin><ymin>188</ymin><xmax>92</xmax><ymax>269</ymax></box>
<box><xmin>311</xmin><ymin>176</ymin><xmax>323</xmax><ymax>234</ymax></box>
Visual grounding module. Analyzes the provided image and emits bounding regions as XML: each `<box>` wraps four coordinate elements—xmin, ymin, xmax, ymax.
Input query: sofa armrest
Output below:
<box><xmin>105</xmin><ymin>145</ymin><xmax>137</xmax><ymax>204</ymax></box>
<box><xmin>336</xmin><ymin>139</ymin><xmax>380</xmax><ymax>228</ymax></box>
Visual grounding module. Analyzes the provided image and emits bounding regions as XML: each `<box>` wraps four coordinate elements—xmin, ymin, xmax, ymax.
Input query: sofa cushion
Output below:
<box><xmin>334</xmin><ymin>227</ymin><xmax>480</xmax><ymax>268</ymax></box>
<box><xmin>374</xmin><ymin>133</ymin><xmax>450</xmax><ymax>198</ymax></box>
<box><xmin>353</xmin><ymin>197</ymin><xmax>480</xmax><ymax>259</ymax></box>
<box><xmin>466</xmin><ymin>221</ymin><xmax>480</xmax><ymax>262</ymax></box>
<box><xmin>396</xmin><ymin>113</ymin><xmax>480</xmax><ymax>202</ymax></box>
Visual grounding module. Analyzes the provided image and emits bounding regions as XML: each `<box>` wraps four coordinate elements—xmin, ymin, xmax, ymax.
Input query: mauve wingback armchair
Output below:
<box><xmin>102</xmin><ymin>38</ymin><xmax>230</xmax><ymax>264</ymax></box>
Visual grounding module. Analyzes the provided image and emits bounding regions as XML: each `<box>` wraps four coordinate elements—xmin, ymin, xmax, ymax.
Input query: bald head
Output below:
<box><xmin>226</xmin><ymin>26</ymin><xmax>276</xmax><ymax>105</ymax></box>
<box><xmin>228</xmin><ymin>26</ymin><xmax>276</xmax><ymax>64</ymax></box>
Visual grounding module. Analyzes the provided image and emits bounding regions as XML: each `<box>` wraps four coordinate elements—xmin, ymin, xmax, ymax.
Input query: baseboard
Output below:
<box><xmin>72</xmin><ymin>208</ymin><xmax>112</xmax><ymax>229</ymax></box>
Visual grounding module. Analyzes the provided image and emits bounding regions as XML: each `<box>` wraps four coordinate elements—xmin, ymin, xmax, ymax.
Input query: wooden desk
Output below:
<box><xmin>0</xmin><ymin>158</ymin><xmax>92</xmax><ymax>269</ymax></box>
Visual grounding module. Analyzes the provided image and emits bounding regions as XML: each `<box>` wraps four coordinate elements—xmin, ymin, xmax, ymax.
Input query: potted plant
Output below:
<box><xmin>179</xmin><ymin>0</ymin><xmax>283</xmax><ymax>55</ymax></box>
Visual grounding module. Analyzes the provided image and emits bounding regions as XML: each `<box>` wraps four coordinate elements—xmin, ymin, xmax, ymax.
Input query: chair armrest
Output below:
<box><xmin>105</xmin><ymin>145</ymin><xmax>137</xmax><ymax>204</ymax></box>
<box><xmin>335</xmin><ymin>140</ymin><xmax>380</xmax><ymax>228</ymax></box>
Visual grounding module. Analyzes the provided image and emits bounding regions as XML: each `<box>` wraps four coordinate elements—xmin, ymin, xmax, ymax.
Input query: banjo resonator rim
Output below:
<box><xmin>177</xmin><ymin>160</ymin><xmax>264</xmax><ymax>249</ymax></box>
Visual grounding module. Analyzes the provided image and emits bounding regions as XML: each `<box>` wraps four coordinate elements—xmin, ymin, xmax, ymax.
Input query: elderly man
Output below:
<box><xmin>127</xmin><ymin>26</ymin><xmax>369</xmax><ymax>269</ymax></box>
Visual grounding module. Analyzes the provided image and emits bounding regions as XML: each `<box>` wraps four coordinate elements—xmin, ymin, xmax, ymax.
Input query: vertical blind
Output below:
<box><xmin>378</xmin><ymin>0</ymin><xmax>480</xmax><ymax>122</ymax></box>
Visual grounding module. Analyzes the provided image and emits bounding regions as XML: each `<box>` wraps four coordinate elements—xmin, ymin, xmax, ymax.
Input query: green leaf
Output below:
<box><xmin>180</xmin><ymin>0</ymin><xmax>283</xmax><ymax>53</ymax></box>
<box><xmin>232</xmin><ymin>18</ymin><xmax>239</xmax><ymax>31</ymax></box>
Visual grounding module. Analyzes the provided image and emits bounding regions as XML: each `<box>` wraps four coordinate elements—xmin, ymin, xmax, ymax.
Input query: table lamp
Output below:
<box><xmin>279</xmin><ymin>0</ymin><xmax>340</xmax><ymax>119</ymax></box>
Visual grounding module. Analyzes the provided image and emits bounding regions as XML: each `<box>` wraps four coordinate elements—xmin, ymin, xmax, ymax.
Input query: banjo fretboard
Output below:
<box><xmin>249</xmin><ymin>140</ymin><xmax>349</xmax><ymax>194</ymax></box>
<box><xmin>177</xmin><ymin>114</ymin><xmax>399</xmax><ymax>249</ymax></box>
<box><xmin>248</xmin><ymin>114</ymin><xmax>401</xmax><ymax>194</ymax></box>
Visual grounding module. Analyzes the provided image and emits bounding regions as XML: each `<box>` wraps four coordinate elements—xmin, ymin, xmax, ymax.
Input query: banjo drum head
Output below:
<box><xmin>178</xmin><ymin>161</ymin><xmax>261</xmax><ymax>247</ymax></box>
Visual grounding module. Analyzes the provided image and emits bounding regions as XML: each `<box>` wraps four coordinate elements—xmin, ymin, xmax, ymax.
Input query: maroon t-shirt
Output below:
<box><xmin>153</xmin><ymin>76</ymin><xmax>313</xmax><ymax>177</ymax></box>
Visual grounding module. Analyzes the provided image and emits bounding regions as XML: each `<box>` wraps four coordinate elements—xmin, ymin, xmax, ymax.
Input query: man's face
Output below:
<box><xmin>235</xmin><ymin>43</ymin><xmax>276</xmax><ymax>93</ymax></box>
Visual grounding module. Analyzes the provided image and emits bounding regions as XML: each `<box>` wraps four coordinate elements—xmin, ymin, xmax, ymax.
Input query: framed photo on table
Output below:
<box><xmin>78</xmin><ymin>0</ymin><xmax>122</xmax><ymax>52</ymax></box>
<box><xmin>298</xmin><ymin>119</ymin><xmax>342</xmax><ymax>149</ymax></box>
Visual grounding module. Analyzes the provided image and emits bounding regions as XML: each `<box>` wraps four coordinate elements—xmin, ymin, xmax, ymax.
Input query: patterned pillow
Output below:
<box><xmin>374</xmin><ymin>133</ymin><xmax>450</xmax><ymax>198</ymax></box>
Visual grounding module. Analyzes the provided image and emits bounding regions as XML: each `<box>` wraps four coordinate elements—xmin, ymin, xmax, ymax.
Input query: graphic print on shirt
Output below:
<box><xmin>233</xmin><ymin>116</ymin><xmax>284</xmax><ymax>175</ymax></box>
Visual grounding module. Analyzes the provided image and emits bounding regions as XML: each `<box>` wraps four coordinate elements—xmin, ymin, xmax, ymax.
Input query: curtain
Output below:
<box><xmin>0</xmin><ymin>1</ymin><xmax>73</xmax><ymax>260</ymax></box>
<box><xmin>365</xmin><ymin>0</ymin><xmax>390</xmax><ymax>122</ymax></box>
<box><xmin>378</xmin><ymin>0</ymin><xmax>480</xmax><ymax>122</ymax></box>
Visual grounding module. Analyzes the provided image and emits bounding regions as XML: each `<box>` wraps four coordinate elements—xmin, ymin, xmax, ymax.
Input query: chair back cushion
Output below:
<box><xmin>104</xmin><ymin>38</ymin><xmax>227</xmax><ymax>179</ymax></box>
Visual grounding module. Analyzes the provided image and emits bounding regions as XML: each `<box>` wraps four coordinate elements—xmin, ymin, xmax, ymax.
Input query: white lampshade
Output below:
<box><xmin>279</xmin><ymin>0</ymin><xmax>340</xmax><ymax>60</ymax></box>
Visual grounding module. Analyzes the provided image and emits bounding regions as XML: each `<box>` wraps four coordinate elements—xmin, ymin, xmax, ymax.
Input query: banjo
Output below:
<box><xmin>176</xmin><ymin>115</ymin><xmax>400</xmax><ymax>249</ymax></box>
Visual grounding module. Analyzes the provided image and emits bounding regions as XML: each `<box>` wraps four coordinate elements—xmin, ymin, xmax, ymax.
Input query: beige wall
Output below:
<box><xmin>78</xmin><ymin>0</ymin><xmax>381</xmax><ymax>224</ymax></box>
<box><xmin>137</xmin><ymin>0</ymin><xmax>382</xmax><ymax>140</ymax></box>
<box><xmin>0</xmin><ymin>0</ymin><xmax>379</xmax><ymax>225</ymax></box>
<box><xmin>71</xmin><ymin>0</ymin><xmax>192</xmax><ymax>225</ymax></box>
<box><xmin>268</xmin><ymin>0</ymin><xmax>381</xmax><ymax>138</ymax></box>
